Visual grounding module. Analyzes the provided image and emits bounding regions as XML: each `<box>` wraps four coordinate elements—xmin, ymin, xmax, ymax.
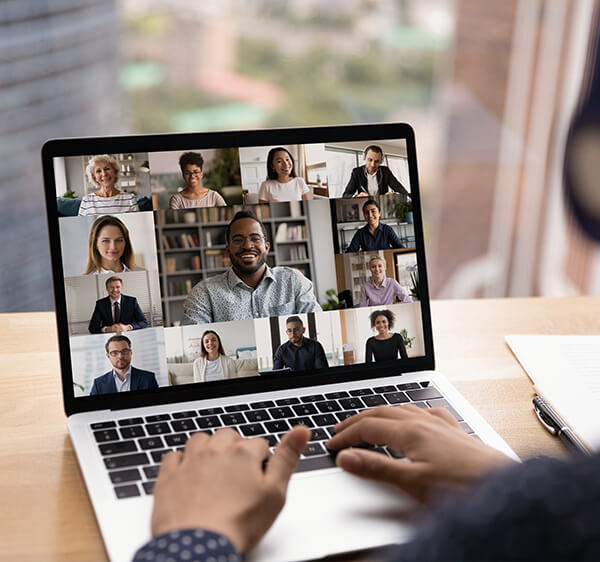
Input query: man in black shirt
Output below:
<box><xmin>272</xmin><ymin>316</ymin><xmax>328</xmax><ymax>371</ymax></box>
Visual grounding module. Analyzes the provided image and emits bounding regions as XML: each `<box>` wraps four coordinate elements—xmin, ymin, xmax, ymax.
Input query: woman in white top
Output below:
<box><xmin>258</xmin><ymin>147</ymin><xmax>311</xmax><ymax>203</ymax></box>
<box><xmin>78</xmin><ymin>155</ymin><xmax>139</xmax><ymax>216</ymax></box>
<box><xmin>168</xmin><ymin>152</ymin><xmax>227</xmax><ymax>209</ymax></box>
<box><xmin>193</xmin><ymin>330</ymin><xmax>238</xmax><ymax>383</ymax></box>
<box><xmin>84</xmin><ymin>215</ymin><xmax>144</xmax><ymax>274</ymax></box>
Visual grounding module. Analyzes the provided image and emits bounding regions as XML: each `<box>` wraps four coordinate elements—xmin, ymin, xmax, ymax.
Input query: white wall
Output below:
<box><xmin>306</xmin><ymin>199</ymin><xmax>337</xmax><ymax>303</ymax></box>
<box><xmin>148</xmin><ymin>149</ymin><xmax>218</xmax><ymax>175</ymax></box>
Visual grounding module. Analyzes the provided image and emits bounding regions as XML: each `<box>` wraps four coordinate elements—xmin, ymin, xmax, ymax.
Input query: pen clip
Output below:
<box><xmin>533</xmin><ymin>403</ymin><xmax>557</xmax><ymax>435</ymax></box>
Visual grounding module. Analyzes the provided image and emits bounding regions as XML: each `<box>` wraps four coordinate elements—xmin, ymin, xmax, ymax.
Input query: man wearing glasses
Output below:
<box><xmin>183</xmin><ymin>211</ymin><xmax>321</xmax><ymax>324</ymax></box>
<box><xmin>273</xmin><ymin>316</ymin><xmax>328</xmax><ymax>372</ymax></box>
<box><xmin>89</xmin><ymin>335</ymin><xmax>158</xmax><ymax>396</ymax></box>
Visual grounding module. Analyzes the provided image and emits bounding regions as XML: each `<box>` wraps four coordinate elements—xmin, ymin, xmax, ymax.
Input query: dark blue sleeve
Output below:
<box><xmin>346</xmin><ymin>231</ymin><xmax>361</xmax><ymax>253</ymax></box>
<box><xmin>131</xmin><ymin>298</ymin><xmax>148</xmax><ymax>330</ymax></box>
<box><xmin>273</xmin><ymin>345</ymin><xmax>284</xmax><ymax>370</ymax></box>
<box><xmin>88</xmin><ymin>303</ymin><xmax>103</xmax><ymax>334</ymax></box>
<box><xmin>314</xmin><ymin>342</ymin><xmax>329</xmax><ymax>369</ymax></box>
<box><xmin>385</xmin><ymin>168</ymin><xmax>409</xmax><ymax>197</ymax></box>
<box><xmin>133</xmin><ymin>529</ymin><xmax>240</xmax><ymax>562</ymax></box>
<box><xmin>390</xmin><ymin>454</ymin><xmax>600</xmax><ymax>561</ymax></box>
<box><xmin>384</xmin><ymin>224</ymin><xmax>404</xmax><ymax>249</ymax></box>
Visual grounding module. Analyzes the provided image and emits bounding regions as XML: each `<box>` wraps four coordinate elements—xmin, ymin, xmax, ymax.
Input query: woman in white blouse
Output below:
<box><xmin>193</xmin><ymin>330</ymin><xmax>237</xmax><ymax>383</ymax></box>
<box><xmin>258</xmin><ymin>147</ymin><xmax>311</xmax><ymax>203</ymax></box>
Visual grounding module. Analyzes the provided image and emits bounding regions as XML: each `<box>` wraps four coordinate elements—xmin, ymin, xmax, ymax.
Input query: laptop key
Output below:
<box><xmin>303</xmin><ymin>443</ymin><xmax>326</xmax><ymax>457</ymax></box>
<box><xmin>145</xmin><ymin>414</ymin><xmax>171</xmax><ymax>422</ymax></box>
<box><xmin>172</xmin><ymin>410</ymin><xmax>197</xmax><ymax>419</ymax></box>
<box><xmin>146</xmin><ymin>422</ymin><xmax>171</xmax><ymax>435</ymax></box>
<box><xmin>196</xmin><ymin>416</ymin><xmax>221</xmax><ymax>429</ymax></box>
<box><xmin>221</xmin><ymin>413</ymin><xmax>246</xmax><ymax>426</ymax></box>
<box><xmin>397</xmin><ymin>383</ymin><xmax>421</xmax><ymax>391</ymax></box>
<box><xmin>459</xmin><ymin>422</ymin><xmax>474</xmax><ymax>434</ymax></box>
<box><xmin>91</xmin><ymin>421</ymin><xmax>116</xmax><ymax>430</ymax></box>
<box><xmin>316</xmin><ymin>400</ymin><xmax>341</xmax><ymax>413</ymax></box>
<box><xmin>335</xmin><ymin>410</ymin><xmax>356</xmax><ymax>422</ymax></box>
<box><xmin>288</xmin><ymin>417</ymin><xmax>314</xmax><ymax>428</ymax></box>
<box><xmin>239</xmin><ymin>423</ymin><xmax>266</xmax><ymax>437</ymax></box>
<box><xmin>265</xmin><ymin>420</ymin><xmax>290</xmax><ymax>433</ymax></box>
<box><xmin>120</xmin><ymin>426</ymin><xmax>145</xmax><ymax>439</ymax></box>
<box><xmin>313</xmin><ymin>414</ymin><xmax>337</xmax><ymax>426</ymax></box>
<box><xmin>293</xmin><ymin>403</ymin><xmax>317</xmax><ymax>416</ymax></box>
<box><xmin>407</xmin><ymin>401</ymin><xmax>429</xmax><ymax>409</ymax></box>
<box><xmin>246</xmin><ymin>410</ymin><xmax>271</xmax><ymax>422</ymax></box>
<box><xmin>151</xmin><ymin>449</ymin><xmax>172</xmax><ymax>463</ymax></box>
<box><xmin>275</xmin><ymin>398</ymin><xmax>299</xmax><ymax>406</ymax></box>
<box><xmin>384</xmin><ymin>391</ymin><xmax>409</xmax><ymax>404</ymax></box>
<box><xmin>114</xmin><ymin>484</ymin><xmax>140</xmax><ymax>499</ymax></box>
<box><xmin>143</xmin><ymin>465</ymin><xmax>160</xmax><ymax>479</ymax></box>
<box><xmin>94</xmin><ymin>429</ymin><xmax>119</xmax><ymax>443</ymax></box>
<box><xmin>310</xmin><ymin>428</ymin><xmax>329</xmax><ymax>442</ymax></box>
<box><xmin>198</xmin><ymin>407</ymin><xmax>223</xmax><ymax>416</ymax></box>
<box><xmin>373</xmin><ymin>385</ymin><xmax>396</xmax><ymax>394</ymax></box>
<box><xmin>171</xmin><ymin>419</ymin><xmax>196</xmax><ymax>432</ymax></box>
<box><xmin>362</xmin><ymin>395</ymin><xmax>386</xmax><ymax>407</ymax></box>
<box><xmin>324</xmin><ymin>391</ymin><xmax>349</xmax><ymax>399</ymax></box>
<box><xmin>99</xmin><ymin>440</ymin><xmax>137</xmax><ymax>456</ymax></box>
<box><xmin>262</xmin><ymin>434</ymin><xmax>278</xmax><ymax>447</ymax></box>
<box><xmin>143</xmin><ymin>481</ymin><xmax>156</xmax><ymax>495</ymax></box>
<box><xmin>104</xmin><ymin>453</ymin><xmax>149</xmax><ymax>470</ymax></box>
<box><xmin>250</xmin><ymin>400</ymin><xmax>275</xmax><ymax>409</ymax></box>
<box><xmin>109</xmin><ymin>468</ymin><xmax>141</xmax><ymax>484</ymax></box>
<box><xmin>139</xmin><ymin>437</ymin><xmax>164</xmax><ymax>450</ymax></box>
<box><xmin>224</xmin><ymin>404</ymin><xmax>250</xmax><ymax>412</ymax></box>
<box><xmin>428</xmin><ymin>398</ymin><xmax>463</xmax><ymax>421</ymax></box>
<box><xmin>349</xmin><ymin>388</ymin><xmax>373</xmax><ymax>397</ymax></box>
<box><xmin>165</xmin><ymin>433</ymin><xmax>188</xmax><ymax>446</ymax></box>
<box><xmin>268</xmin><ymin>406</ymin><xmax>294</xmax><ymax>419</ymax></box>
<box><xmin>118</xmin><ymin>417</ymin><xmax>144</xmax><ymax>426</ymax></box>
<box><xmin>300</xmin><ymin>394</ymin><xmax>325</xmax><ymax>403</ymax></box>
<box><xmin>339</xmin><ymin>397</ymin><xmax>365</xmax><ymax>409</ymax></box>
<box><xmin>420</xmin><ymin>381</ymin><xmax>431</xmax><ymax>387</ymax></box>
<box><xmin>296</xmin><ymin>454</ymin><xmax>337</xmax><ymax>472</ymax></box>
<box><xmin>407</xmin><ymin>388</ymin><xmax>443</xmax><ymax>401</ymax></box>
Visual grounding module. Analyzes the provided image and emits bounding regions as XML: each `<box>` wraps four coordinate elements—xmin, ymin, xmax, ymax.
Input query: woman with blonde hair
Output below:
<box><xmin>192</xmin><ymin>330</ymin><xmax>237</xmax><ymax>383</ymax></box>
<box><xmin>84</xmin><ymin>215</ymin><xmax>143</xmax><ymax>274</ymax></box>
<box><xmin>78</xmin><ymin>154</ymin><xmax>139</xmax><ymax>216</ymax></box>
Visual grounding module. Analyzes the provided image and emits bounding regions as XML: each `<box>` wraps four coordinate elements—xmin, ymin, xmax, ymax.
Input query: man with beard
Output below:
<box><xmin>183</xmin><ymin>211</ymin><xmax>321</xmax><ymax>323</ymax></box>
<box><xmin>272</xmin><ymin>316</ymin><xmax>328</xmax><ymax>371</ymax></box>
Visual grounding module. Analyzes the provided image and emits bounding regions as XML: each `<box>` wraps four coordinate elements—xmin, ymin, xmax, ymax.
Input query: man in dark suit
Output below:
<box><xmin>88</xmin><ymin>276</ymin><xmax>147</xmax><ymax>334</ymax></box>
<box><xmin>342</xmin><ymin>145</ymin><xmax>409</xmax><ymax>198</ymax></box>
<box><xmin>89</xmin><ymin>335</ymin><xmax>158</xmax><ymax>396</ymax></box>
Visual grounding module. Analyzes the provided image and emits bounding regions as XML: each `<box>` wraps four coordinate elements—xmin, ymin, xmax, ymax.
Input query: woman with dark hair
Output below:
<box><xmin>169</xmin><ymin>152</ymin><xmax>226</xmax><ymax>209</ymax></box>
<box><xmin>192</xmin><ymin>330</ymin><xmax>237</xmax><ymax>383</ymax></box>
<box><xmin>365</xmin><ymin>309</ymin><xmax>408</xmax><ymax>362</ymax></box>
<box><xmin>258</xmin><ymin>147</ymin><xmax>311</xmax><ymax>203</ymax></box>
<box><xmin>84</xmin><ymin>215</ymin><xmax>144</xmax><ymax>274</ymax></box>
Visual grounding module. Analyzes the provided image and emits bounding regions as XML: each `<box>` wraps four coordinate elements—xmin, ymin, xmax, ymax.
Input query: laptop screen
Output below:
<box><xmin>43</xmin><ymin>124</ymin><xmax>433</xmax><ymax>412</ymax></box>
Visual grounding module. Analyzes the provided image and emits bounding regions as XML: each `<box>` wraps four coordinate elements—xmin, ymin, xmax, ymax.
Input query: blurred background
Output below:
<box><xmin>2</xmin><ymin>0</ymin><xmax>599</xmax><ymax>312</ymax></box>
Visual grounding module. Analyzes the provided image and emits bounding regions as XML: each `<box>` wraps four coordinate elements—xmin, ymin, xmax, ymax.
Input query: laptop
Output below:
<box><xmin>42</xmin><ymin>123</ymin><xmax>517</xmax><ymax>562</ymax></box>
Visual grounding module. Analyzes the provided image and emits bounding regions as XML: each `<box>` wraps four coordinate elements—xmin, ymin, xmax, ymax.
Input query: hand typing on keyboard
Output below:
<box><xmin>150</xmin><ymin>425</ymin><xmax>310</xmax><ymax>554</ymax></box>
<box><xmin>326</xmin><ymin>405</ymin><xmax>514</xmax><ymax>503</ymax></box>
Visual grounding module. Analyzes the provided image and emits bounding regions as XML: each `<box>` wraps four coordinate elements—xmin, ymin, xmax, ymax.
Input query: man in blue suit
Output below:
<box><xmin>88</xmin><ymin>276</ymin><xmax>147</xmax><ymax>334</ymax></box>
<box><xmin>89</xmin><ymin>335</ymin><xmax>158</xmax><ymax>396</ymax></box>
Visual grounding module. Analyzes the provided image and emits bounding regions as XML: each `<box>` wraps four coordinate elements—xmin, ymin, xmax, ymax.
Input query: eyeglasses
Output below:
<box><xmin>108</xmin><ymin>349</ymin><xmax>132</xmax><ymax>357</ymax></box>
<box><xmin>229</xmin><ymin>234</ymin><xmax>266</xmax><ymax>247</ymax></box>
<box><xmin>183</xmin><ymin>170</ymin><xmax>202</xmax><ymax>177</ymax></box>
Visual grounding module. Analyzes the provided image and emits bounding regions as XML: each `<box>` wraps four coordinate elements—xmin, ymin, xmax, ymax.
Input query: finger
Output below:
<box><xmin>266</xmin><ymin>425</ymin><xmax>310</xmax><ymax>486</ymax></box>
<box><xmin>208</xmin><ymin>427</ymin><xmax>242</xmax><ymax>448</ymax></box>
<box><xmin>328</xmin><ymin>417</ymin><xmax>409</xmax><ymax>451</ymax></box>
<box><xmin>156</xmin><ymin>450</ymin><xmax>183</xmax><ymax>478</ymax></box>
<box><xmin>336</xmin><ymin>448</ymin><xmax>426</xmax><ymax>495</ymax></box>
<box><xmin>183</xmin><ymin>430</ymin><xmax>211</xmax><ymax>455</ymax></box>
<box><xmin>242</xmin><ymin>435</ymin><xmax>270</xmax><ymax>462</ymax></box>
<box><xmin>333</xmin><ymin>404</ymin><xmax>423</xmax><ymax>435</ymax></box>
<box><xmin>426</xmin><ymin>407</ymin><xmax>461</xmax><ymax>428</ymax></box>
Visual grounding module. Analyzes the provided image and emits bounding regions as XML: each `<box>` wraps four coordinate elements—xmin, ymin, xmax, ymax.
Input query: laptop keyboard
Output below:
<box><xmin>90</xmin><ymin>381</ymin><xmax>476</xmax><ymax>499</ymax></box>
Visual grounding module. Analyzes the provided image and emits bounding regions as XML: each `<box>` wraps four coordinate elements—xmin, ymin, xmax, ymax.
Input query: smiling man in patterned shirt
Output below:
<box><xmin>183</xmin><ymin>211</ymin><xmax>321</xmax><ymax>324</ymax></box>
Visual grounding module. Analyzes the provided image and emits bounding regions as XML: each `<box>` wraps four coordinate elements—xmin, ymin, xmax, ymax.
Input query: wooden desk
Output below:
<box><xmin>1</xmin><ymin>296</ymin><xmax>598</xmax><ymax>560</ymax></box>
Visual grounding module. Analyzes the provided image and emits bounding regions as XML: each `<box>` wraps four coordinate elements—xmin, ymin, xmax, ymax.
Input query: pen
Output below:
<box><xmin>533</xmin><ymin>396</ymin><xmax>591</xmax><ymax>456</ymax></box>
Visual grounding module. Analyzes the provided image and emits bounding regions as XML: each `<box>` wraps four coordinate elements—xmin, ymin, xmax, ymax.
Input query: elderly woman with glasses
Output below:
<box><xmin>169</xmin><ymin>152</ymin><xmax>227</xmax><ymax>209</ymax></box>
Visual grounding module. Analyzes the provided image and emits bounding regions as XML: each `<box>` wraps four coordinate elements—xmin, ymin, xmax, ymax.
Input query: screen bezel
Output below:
<box><xmin>42</xmin><ymin>123</ymin><xmax>435</xmax><ymax>416</ymax></box>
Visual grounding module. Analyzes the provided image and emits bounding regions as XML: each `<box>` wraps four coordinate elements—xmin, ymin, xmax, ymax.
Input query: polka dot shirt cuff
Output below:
<box><xmin>133</xmin><ymin>529</ymin><xmax>240</xmax><ymax>562</ymax></box>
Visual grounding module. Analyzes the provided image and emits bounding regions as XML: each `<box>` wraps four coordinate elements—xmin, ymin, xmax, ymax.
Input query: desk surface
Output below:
<box><xmin>1</xmin><ymin>296</ymin><xmax>598</xmax><ymax>561</ymax></box>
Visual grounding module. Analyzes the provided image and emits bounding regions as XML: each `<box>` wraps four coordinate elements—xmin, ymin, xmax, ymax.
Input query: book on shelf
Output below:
<box><xmin>167</xmin><ymin>278</ymin><xmax>196</xmax><ymax>297</ymax></box>
<box><xmin>275</xmin><ymin>222</ymin><xmax>306</xmax><ymax>242</ymax></box>
<box><xmin>204</xmin><ymin>249</ymin><xmax>231</xmax><ymax>269</ymax></box>
<box><xmin>191</xmin><ymin>255</ymin><xmax>201</xmax><ymax>270</ymax></box>
<box><xmin>165</xmin><ymin>257</ymin><xmax>176</xmax><ymax>274</ymax></box>
<box><xmin>199</xmin><ymin>206</ymin><xmax>235</xmax><ymax>223</ymax></box>
<box><xmin>289</xmin><ymin>245</ymin><xmax>308</xmax><ymax>261</ymax></box>
<box><xmin>162</xmin><ymin>233</ymin><xmax>200</xmax><ymax>249</ymax></box>
<box><xmin>254</xmin><ymin>204</ymin><xmax>271</xmax><ymax>219</ymax></box>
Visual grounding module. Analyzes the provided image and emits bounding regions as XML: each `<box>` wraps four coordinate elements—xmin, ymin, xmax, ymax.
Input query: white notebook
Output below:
<box><xmin>505</xmin><ymin>334</ymin><xmax>600</xmax><ymax>452</ymax></box>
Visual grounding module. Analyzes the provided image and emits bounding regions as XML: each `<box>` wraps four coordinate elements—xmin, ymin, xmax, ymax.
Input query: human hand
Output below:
<box><xmin>356</xmin><ymin>192</ymin><xmax>369</xmax><ymax>197</ymax></box>
<box><xmin>151</xmin><ymin>426</ymin><xmax>310</xmax><ymax>553</ymax></box>
<box><xmin>326</xmin><ymin>405</ymin><xmax>514</xmax><ymax>503</ymax></box>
